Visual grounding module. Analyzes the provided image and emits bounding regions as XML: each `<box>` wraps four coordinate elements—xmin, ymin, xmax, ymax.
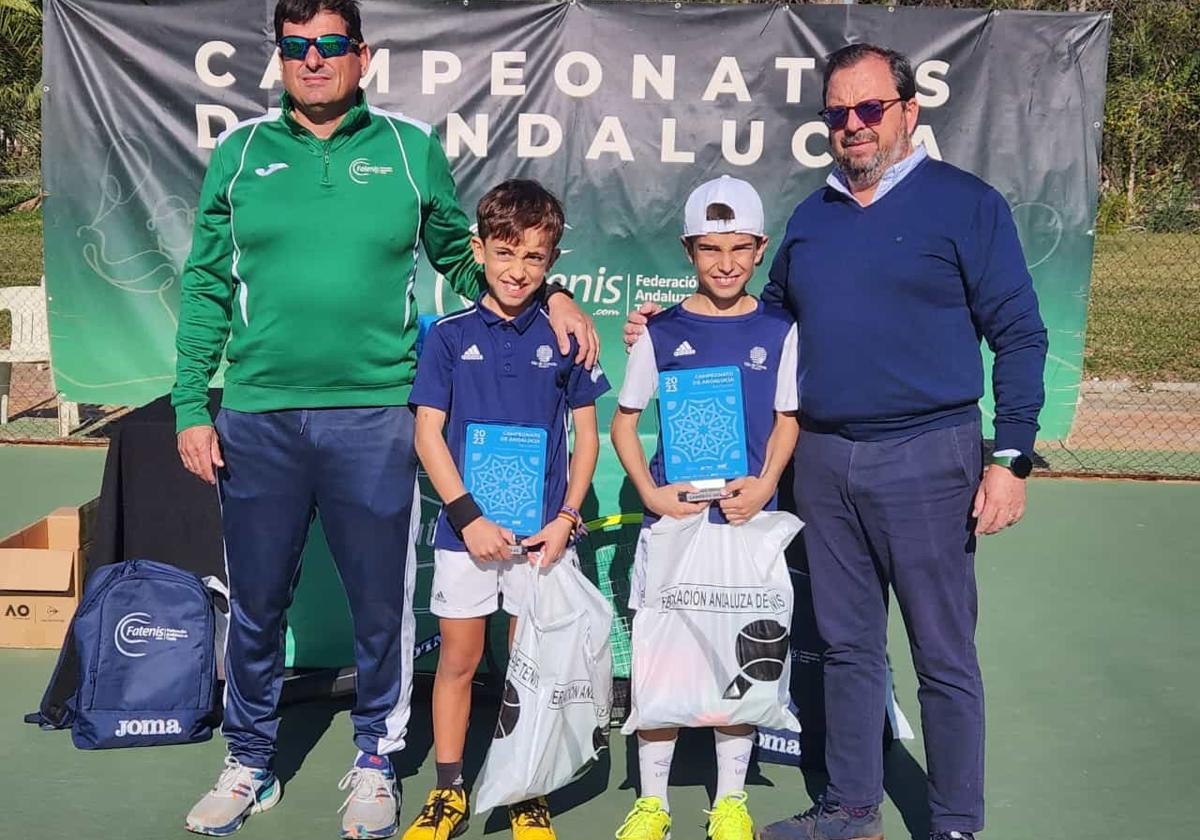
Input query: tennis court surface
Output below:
<box><xmin>1</xmin><ymin>446</ymin><xmax>1195</xmax><ymax>838</ymax></box>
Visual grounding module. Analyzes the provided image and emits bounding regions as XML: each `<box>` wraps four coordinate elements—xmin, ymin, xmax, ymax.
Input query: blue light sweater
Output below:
<box><xmin>764</xmin><ymin>157</ymin><xmax>1048</xmax><ymax>454</ymax></box>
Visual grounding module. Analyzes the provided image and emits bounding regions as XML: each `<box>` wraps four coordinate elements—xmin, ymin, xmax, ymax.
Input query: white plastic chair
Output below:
<box><xmin>0</xmin><ymin>278</ymin><xmax>79</xmax><ymax>434</ymax></box>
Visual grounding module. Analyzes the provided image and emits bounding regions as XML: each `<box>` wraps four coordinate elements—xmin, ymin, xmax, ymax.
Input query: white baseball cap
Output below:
<box><xmin>682</xmin><ymin>174</ymin><xmax>766</xmax><ymax>238</ymax></box>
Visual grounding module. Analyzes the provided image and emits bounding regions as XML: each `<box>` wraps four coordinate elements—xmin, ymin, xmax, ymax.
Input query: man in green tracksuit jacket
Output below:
<box><xmin>172</xmin><ymin>2</ymin><xmax>596</xmax><ymax>837</ymax></box>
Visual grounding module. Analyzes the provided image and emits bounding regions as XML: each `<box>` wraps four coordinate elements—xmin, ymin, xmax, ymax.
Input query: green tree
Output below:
<box><xmin>0</xmin><ymin>0</ymin><xmax>41</xmax><ymax>181</ymax></box>
<box><xmin>1101</xmin><ymin>0</ymin><xmax>1200</xmax><ymax>230</ymax></box>
<box><xmin>883</xmin><ymin>0</ymin><xmax>1200</xmax><ymax>231</ymax></box>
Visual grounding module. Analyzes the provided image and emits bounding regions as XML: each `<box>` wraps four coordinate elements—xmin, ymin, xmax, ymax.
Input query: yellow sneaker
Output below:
<box><xmin>615</xmin><ymin>796</ymin><xmax>672</xmax><ymax>840</ymax></box>
<box><xmin>400</xmin><ymin>788</ymin><xmax>468</xmax><ymax>840</ymax></box>
<box><xmin>705</xmin><ymin>792</ymin><xmax>753</xmax><ymax>840</ymax></box>
<box><xmin>509</xmin><ymin>796</ymin><xmax>556</xmax><ymax>840</ymax></box>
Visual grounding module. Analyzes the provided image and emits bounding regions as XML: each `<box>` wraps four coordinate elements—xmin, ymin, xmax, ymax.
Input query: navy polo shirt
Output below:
<box><xmin>618</xmin><ymin>300</ymin><xmax>799</xmax><ymax>526</ymax></box>
<box><xmin>410</xmin><ymin>297</ymin><xmax>611</xmax><ymax>550</ymax></box>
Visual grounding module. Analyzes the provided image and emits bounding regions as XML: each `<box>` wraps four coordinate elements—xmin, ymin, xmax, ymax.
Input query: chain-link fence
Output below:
<box><xmin>1038</xmin><ymin>229</ymin><xmax>1200</xmax><ymax>479</ymax></box>
<box><xmin>0</xmin><ymin>200</ymin><xmax>114</xmax><ymax>444</ymax></box>
<box><xmin>2</xmin><ymin>219</ymin><xmax>1199</xmax><ymax>474</ymax></box>
<box><xmin>6</xmin><ymin>249</ymin><xmax>1197</xmax><ymax>481</ymax></box>
<box><xmin>0</xmin><ymin>275</ymin><xmax>84</xmax><ymax>440</ymax></box>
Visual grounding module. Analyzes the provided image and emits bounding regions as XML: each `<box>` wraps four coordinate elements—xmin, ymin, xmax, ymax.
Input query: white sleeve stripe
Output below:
<box><xmin>373</xmin><ymin>109</ymin><xmax>424</xmax><ymax>332</ymax></box>
<box><xmin>435</xmin><ymin>306</ymin><xmax>476</xmax><ymax>325</ymax></box>
<box><xmin>774</xmin><ymin>323</ymin><xmax>800</xmax><ymax>412</ymax></box>
<box><xmin>368</xmin><ymin>105</ymin><xmax>433</xmax><ymax>137</ymax></box>
<box><xmin>617</xmin><ymin>330</ymin><xmax>658</xmax><ymax>410</ymax></box>
<box><xmin>227</xmin><ymin>121</ymin><xmax>264</xmax><ymax>327</ymax></box>
<box><xmin>215</xmin><ymin>109</ymin><xmax>281</xmax><ymax>147</ymax></box>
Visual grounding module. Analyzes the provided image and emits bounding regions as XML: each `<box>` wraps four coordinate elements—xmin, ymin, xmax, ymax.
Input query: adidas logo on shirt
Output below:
<box><xmin>673</xmin><ymin>341</ymin><xmax>697</xmax><ymax>357</ymax></box>
<box><xmin>461</xmin><ymin>344</ymin><xmax>484</xmax><ymax>361</ymax></box>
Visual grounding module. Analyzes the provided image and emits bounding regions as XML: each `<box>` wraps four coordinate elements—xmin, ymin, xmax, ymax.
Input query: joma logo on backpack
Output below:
<box><xmin>114</xmin><ymin>718</ymin><xmax>183</xmax><ymax>737</ymax></box>
<box><xmin>757</xmin><ymin>731</ymin><xmax>801</xmax><ymax>756</ymax></box>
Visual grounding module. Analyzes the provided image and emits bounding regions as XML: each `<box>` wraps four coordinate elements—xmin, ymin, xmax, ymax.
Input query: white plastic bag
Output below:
<box><xmin>622</xmin><ymin>510</ymin><xmax>803</xmax><ymax>734</ymax></box>
<box><xmin>474</xmin><ymin>557</ymin><xmax>614</xmax><ymax>813</ymax></box>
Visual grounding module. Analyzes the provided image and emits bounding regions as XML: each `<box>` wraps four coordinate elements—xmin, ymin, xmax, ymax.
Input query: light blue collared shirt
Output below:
<box><xmin>826</xmin><ymin>145</ymin><xmax>929</xmax><ymax>205</ymax></box>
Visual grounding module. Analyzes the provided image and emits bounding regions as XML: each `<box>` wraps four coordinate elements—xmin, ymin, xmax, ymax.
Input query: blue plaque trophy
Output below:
<box><xmin>463</xmin><ymin>423</ymin><xmax>549</xmax><ymax>555</ymax></box>
<box><xmin>658</xmin><ymin>366</ymin><xmax>749</xmax><ymax>502</ymax></box>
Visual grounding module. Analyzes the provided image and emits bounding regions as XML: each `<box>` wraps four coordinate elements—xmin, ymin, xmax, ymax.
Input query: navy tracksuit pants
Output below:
<box><xmin>215</xmin><ymin>406</ymin><xmax>420</xmax><ymax>769</ymax></box>
<box><xmin>794</xmin><ymin>421</ymin><xmax>985</xmax><ymax>835</ymax></box>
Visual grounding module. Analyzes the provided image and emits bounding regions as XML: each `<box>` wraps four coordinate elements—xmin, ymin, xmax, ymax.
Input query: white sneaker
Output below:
<box><xmin>338</xmin><ymin>753</ymin><xmax>399</xmax><ymax>839</ymax></box>
<box><xmin>185</xmin><ymin>755</ymin><xmax>281</xmax><ymax>836</ymax></box>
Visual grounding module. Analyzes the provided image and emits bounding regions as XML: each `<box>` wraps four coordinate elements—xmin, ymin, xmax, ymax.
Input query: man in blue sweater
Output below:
<box><xmin>627</xmin><ymin>44</ymin><xmax>1047</xmax><ymax>840</ymax></box>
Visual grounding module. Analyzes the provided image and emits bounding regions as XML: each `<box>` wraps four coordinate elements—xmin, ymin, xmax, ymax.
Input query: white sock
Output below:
<box><xmin>713</xmin><ymin>729</ymin><xmax>753</xmax><ymax>802</ymax></box>
<box><xmin>637</xmin><ymin>734</ymin><xmax>677</xmax><ymax>811</ymax></box>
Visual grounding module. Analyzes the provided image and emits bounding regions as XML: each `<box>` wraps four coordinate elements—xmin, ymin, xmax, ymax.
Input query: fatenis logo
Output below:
<box><xmin>349</xmin><ymin>158</ymin><xmax>394</xmax><ymax>184</ymax></box>
<box><xmin>114</xmin><ymin>612</ymin><xmax>189</xmax><ymax>658</ymax></box>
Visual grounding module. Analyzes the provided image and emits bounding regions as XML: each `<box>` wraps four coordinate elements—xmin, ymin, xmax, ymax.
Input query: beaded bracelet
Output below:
<box><xmin>557</xmin><ymin>505</ymin><xmax>589</xmax><ymax>544</ymax></box>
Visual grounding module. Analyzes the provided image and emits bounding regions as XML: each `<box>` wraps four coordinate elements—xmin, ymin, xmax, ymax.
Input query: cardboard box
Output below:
<box><xmin>0</xmin><ymin>499</ymin><xmax>97</xmax><ymax>649</ymax></box>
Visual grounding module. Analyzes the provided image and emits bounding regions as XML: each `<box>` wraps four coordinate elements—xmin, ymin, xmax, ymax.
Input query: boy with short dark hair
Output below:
<box><xmin>406</xmin><ymin>179</ymin><xmax>610</xmax><ymax>840</ymax></box>
<box><xmin>610</xmin><ymin>176</ymin><xmax>800</xmax><ymax>840</ymax></box>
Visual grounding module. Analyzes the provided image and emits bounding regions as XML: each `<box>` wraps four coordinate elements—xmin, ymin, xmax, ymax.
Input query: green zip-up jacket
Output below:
<box><xmin>171</xmin><ymin>92</ymin><xmax>484</xmax><ymax>432</ymax></box>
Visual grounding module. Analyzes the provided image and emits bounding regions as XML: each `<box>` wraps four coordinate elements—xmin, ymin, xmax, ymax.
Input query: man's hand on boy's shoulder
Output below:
<box><xmin>644</xmin><ymin>483</ymin><xmax>709</xmax><ymax>520</ymax></box>
<box><xmin>718</xmin><ymin>476</ymin><xmax>774</xmax><ymax>525</ymax></box>
<box><xmin>462</xmin><ymin>518</ymin><xmax>517</xmax><ymax>563</ymax></box>
<box><xmin>546</xmin><ymin>291</ymin><xmax>600</xmax><ymax>369</ymax></box>
<box><xmin>623</xmin><ymin>301</ymin><xmax>662</xmax><ymax>352</ymax></box>
<box><xmin>522</xmin><ymin>518</ymin><xmax>573</xmax><ymax>568</ymax></box>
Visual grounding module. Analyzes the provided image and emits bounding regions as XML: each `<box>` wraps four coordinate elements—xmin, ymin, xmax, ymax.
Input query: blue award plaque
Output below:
<box><xmin>463</xmin><ymin>423</ymin><xmax>548</xmax><ymax>537</ymax></box>
<box><xmin>658</xmin><ymin>366</ymin><xmax>749</xmax><ymax>485</ymax></box>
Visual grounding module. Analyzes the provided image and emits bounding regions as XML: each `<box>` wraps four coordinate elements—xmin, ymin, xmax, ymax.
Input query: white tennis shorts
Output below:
<box><xmin>431</xmin><ymin>547</ymin><xmax>580</xmax><ymax>618</ymax></box>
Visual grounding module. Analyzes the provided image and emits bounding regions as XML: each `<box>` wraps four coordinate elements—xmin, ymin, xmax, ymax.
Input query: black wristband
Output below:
<box><xmin>542</xmin><ymin>281</ymin><xmax>574</xmax><ymax>302</ymax></box>
<box><xmin>445</xmin><ymin>493</ymin><xmax>483</xmax><ymax>535</ymax></box>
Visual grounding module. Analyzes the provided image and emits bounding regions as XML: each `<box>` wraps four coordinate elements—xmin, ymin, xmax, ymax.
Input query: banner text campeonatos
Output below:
<box><xmin>194</xmin><ymin>46</ymin><xmax>954</xmax><ymax>168</ymax></box>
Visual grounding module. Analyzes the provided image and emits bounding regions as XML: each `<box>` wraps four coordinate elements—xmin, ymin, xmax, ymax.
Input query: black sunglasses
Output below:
<box><xmin>277</xmin><ymin>34</ymin><xmax>361</xmax><ymax>60</ymax></box>
<box><xmin>818</xmin><ymin>98</ymin><xmax>907</xmax><ymax>131</ymax></box>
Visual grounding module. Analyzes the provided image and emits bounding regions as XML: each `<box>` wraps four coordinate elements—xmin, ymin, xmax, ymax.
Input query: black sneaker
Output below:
<box><xmin>755</xmin><ymin>795</ymin><xmax>883</xmax><ymax>840</ymax></box>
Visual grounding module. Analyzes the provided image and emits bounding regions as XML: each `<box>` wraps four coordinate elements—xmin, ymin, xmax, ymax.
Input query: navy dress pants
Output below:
<box><xmin>794</xmin><ymin>421</ymin><xmax>985</xmax><ymax>835</ymax></box>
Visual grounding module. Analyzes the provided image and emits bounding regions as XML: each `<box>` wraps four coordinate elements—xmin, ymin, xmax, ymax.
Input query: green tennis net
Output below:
<box><xmin>576</xmin><ymin>513</ymin><xmax>642</xmax><ymax>679</ymax></box>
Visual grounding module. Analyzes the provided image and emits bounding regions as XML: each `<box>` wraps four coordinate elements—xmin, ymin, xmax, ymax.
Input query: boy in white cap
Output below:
<box><xmin>610</xmin><ymin>175</ymin><xmax>800</xmax><ymax>840</ymax></box>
